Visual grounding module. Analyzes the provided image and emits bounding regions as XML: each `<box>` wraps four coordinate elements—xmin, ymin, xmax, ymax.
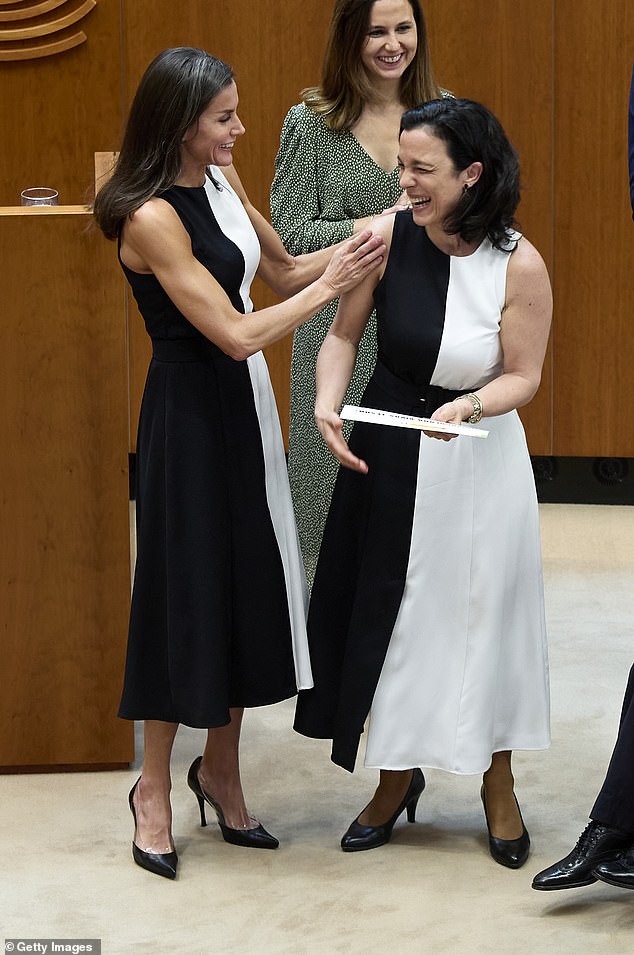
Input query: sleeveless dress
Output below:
<box><xmin>270</xmin><ymin>104</ymin><xmax>402</xmax><ymax>588</ymax></box>
<box><xmin>294</xmin><ymin>211</ymin><xmax>551</xmax><ymax>774</ymax></box>
<box><xmin>118</xmin><ymin>168</ymin><xmax>312</xmax><ymax>728</ymax></box>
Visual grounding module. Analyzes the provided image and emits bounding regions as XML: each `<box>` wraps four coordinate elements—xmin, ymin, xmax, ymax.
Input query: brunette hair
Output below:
<box><xmin>93</xmin><ymin>47</ymin><xmax>234</xmax><ymax>240</ymax></box>
<box><xmin>400</xmin><ymin>98</ymin><xmax>521</xmax><ymax>251</ymax></box>
<box><xmin>303</xmin><ymin>0</ymin><xmax>440</xmax><ymax>130</ymax></box>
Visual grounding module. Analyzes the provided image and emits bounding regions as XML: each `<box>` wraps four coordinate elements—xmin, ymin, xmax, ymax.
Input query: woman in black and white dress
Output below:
<box><xmin>93</xmin><ymin>46</ymin><xmax>384</xmax><ymax>880</ymax></box>
<box><xmin>295</xmin><ymin>98</ymin><xmax>552</xmax><ymax>869</ymax></box>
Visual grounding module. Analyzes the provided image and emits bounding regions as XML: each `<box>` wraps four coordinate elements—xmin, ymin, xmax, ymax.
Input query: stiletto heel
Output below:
<box><xmin>128</xmin><ymin>779</ymin><xmax>178</xmax><ymax>880</ymax></box>
<box><xmin>341</xmin><ymin>768</ymin><xmax>426</xmax><ymax>852</ymax></box>
<box><xmin>193</xmin><ymin>790</ymin><xmax>207</xmax><ymax>827</ymax></box>
<box><xmin>187</xmin><ymin>756</ymin><xmax>279</xmax><ymax>850</ymax></box>
<box><xmin>480</xmin><ymin>784</ymin><xmax>530</xmax><ymax>869</ymax></box>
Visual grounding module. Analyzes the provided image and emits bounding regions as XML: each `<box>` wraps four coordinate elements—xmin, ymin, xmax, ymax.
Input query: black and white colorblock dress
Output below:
<box><xmin>118</xmin><ymin>168</ymin><xmax>312</xmax><ymax>728</ymax></box>
<box><xmin>294</xmin><ymin>211</ymin><xmax>551</xmax><ymax>774</ymax></box>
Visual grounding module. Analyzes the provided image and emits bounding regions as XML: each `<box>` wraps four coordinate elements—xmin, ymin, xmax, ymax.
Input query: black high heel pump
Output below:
<box><xmin>187</xmin><ymin>756</ymin><xmax>279</xmax><ymax>850</ymax></box>
<box><xmin>340</xmin><ymin>768</ymin><xmax>426</xmax><ymax>851</ymax></box>
<box><xmin>480</xmin><ymin>784</ymin><xmax>530</xmax><ymax>869</ymax></box>
<box><xmin>128</xmin><ymin>779</ymin><xmax>178</xmax><ymax>880</ymax></box>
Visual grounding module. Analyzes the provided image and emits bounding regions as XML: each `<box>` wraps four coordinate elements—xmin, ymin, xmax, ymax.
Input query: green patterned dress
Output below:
<box><xmin>270</xmin><ymin>102</ymin><xmax>401</xmax><ymax>587</ymax></box>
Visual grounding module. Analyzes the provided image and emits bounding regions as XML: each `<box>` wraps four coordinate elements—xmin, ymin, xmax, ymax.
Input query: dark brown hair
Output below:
<box><xmin>93</xmin><ymin>47</ymin><xmax>233</xmax><ymax>240</ymax></box>
<box><xmin>302</xmin><ymin>0</ymin><xmax>440</xmax><ymax>130</ymax></box>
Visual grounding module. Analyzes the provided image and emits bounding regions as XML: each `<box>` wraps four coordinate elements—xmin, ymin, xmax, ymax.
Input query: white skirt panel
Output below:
<box><xmin>247</xmin><ymin>351</ymin><xmax>313</xmax><ymax>689</ymax></box>
<box><xmin>365</xmin><ymin>411</ymin><xmax>550</xmax><ymax>773</ymax></box>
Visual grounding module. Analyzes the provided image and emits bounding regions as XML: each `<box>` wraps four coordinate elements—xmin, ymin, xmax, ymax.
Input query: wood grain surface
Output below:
<box><xmin>0</xmin><ymin>210</ymin><xmax>133</xmax><ymax>767</ymax></box>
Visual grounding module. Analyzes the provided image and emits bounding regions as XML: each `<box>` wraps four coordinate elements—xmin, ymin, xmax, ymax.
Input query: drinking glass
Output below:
<box><xmin>20</xmin><ymin>187</ymin><xmax>59</xmax><ymax>206</ymax></box>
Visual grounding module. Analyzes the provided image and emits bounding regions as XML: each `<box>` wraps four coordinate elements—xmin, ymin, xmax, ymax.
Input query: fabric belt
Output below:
<box><xmin>151</xmin><ymin>338</ymin><xmax>223</xmax><ymax>362</ymax></box>
<box><xmin>370</xmin><ymin>360</ymin><xmax>472</xmax><ymax>414</ymax></box>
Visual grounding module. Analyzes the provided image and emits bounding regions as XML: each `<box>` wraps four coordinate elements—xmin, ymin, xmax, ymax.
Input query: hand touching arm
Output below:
<box><xmin>223</xmin><ymin>163</ymin><xmax>354</xmax><ymax>297</ymax></box>
<box><xmin>270</xmin><ymin>105</ymin><xmax>387</xmax><ymax>254</ymax></box>
<box><xmin>121</xmin><ymin>198</ymin><xmax>385</xmax><ymax>361</ymax></box>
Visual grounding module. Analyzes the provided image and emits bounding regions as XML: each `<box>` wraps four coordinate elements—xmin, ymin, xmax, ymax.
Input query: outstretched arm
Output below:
<box><xmin>121</xmin><ymin>198</ymin><xmax>384</xmax><ymax>361</ymax></box>
<box><xmin>223</xmin><ymin>164</ymin><xmax>353</xmax><ymax>296</ymax></box>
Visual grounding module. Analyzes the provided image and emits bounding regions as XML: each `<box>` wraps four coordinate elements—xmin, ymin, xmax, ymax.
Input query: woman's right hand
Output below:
<box><xmin>321</xmin><ymin>229</ymin><xmax>385</xmax><ymax>295</ymax></box>
<box><xmin>315</xmin><ymin>407</ymin><xmax>368</xmax><ymax>473</ymax></box>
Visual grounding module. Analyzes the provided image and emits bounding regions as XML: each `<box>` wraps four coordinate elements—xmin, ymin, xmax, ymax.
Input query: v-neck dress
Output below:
<box><xmin>270</xmin><ymin>103</ymin><xmax>402</xmax><ymax>587</ymax></box>
<box><xmin>118</xmin><ymin>167</ymin><xmax>312</xmax><ymax>728</ymax></box>
<box><xmin>294</xmin><ymin>212</ymin><xmax>551</xmax><ymax>774</ymax></box>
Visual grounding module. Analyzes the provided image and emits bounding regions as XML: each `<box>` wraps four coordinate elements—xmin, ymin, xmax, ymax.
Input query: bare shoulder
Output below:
<box><xmin>124</xmin><ymin>198</ymin><xmax>189</xmax><ymax>262</ymax></box>
<box><xmin>122</xmin><ymin>197</ymin><xmax>189</xmax><ymax>272</ymax></box>
<box><xmin>371</xmin><ymin>212</ymin><xmax>396</xmax><ymax>248</ymax></box>
<box><xmin>504</xmin><ymin>236</ymin><xmax>552</xmax><ymax>318</ymax></box>
<box><xmin>366</xmin><ymin>213</ymin><xmax>395</xmax><ymax>283</ymax></box>
<box><xmin>507</xmin><ymin>235</ymin><xmax>550</xmax><ymax>285</ymax></box>
<box><xmin>126</xmin><ymin>196</ymin><xmax>180</xmax><ymax>236</ymax></box>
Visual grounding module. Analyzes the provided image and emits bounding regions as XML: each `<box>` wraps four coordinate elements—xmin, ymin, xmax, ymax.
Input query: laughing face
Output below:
<box><xmin>180</xmin><ymin>81</ymin><xmax>245</xmax><ymax>175</ymax></box>
<box><xmin>361</xmin><ymin>0</ymin><xmax>418</xmax><ymax>84</ymax></box>
<box><xmin>398</xmin><ymin>126</ymin><xmax>482</xmax><ymax>235</ymax></box>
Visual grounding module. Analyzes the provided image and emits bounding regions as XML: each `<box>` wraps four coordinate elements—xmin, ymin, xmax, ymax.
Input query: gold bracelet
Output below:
<box><xmin>461</xmin><ymin>393</ymin><xmax>483</xmax><ymax>424</ymax></box>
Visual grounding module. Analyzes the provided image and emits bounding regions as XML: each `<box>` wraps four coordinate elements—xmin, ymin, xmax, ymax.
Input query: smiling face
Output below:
<box><xmin>180</xmin><ymin>81</ymin><xmax>245</xmax><ymax>179</ymax></box>
<box><xmin>398</xmin><ymin>126</ymin><xmax>482</xmax><ymax>235</ymax></box>
<box><xmin>361</xmin><ymin>0</ymin><xmax>418</xmax><ymax>84</ymax></box>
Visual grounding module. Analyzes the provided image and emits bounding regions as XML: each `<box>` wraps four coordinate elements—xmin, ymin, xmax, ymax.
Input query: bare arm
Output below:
<box><xmin>430</xmin><ymin>237</ymin><xmax>552</xmax><ymax>438</ymax></box>
<box><xmin>223</xmin><ymin>164</ymin><xmax>351</xmax><ymax>296</ymax></box>
<box><xmin>314</xmin><ymin>216</ymin><xmax>395</xmax><ymax>471</ymax></box>
<box><xmin>121</xmin><ymin>198</ymin><xmax>385</xmax><ymax>361</ymax></box>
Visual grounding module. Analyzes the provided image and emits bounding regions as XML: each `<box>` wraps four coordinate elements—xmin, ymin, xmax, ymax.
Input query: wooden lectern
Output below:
<box><xmin>0</xmin><ymin>205</ymin><xmax>134</xmax><ymax>770</ymax></box>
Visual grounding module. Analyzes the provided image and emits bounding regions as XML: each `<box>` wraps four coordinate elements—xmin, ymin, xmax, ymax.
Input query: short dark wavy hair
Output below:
<box><xmin>400</xmin><ymin>98</ymin><xmax>520</xmax><ymax>251</ymax></box>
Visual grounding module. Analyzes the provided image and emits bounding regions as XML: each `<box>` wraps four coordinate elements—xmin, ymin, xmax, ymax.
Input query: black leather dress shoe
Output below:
<box><xmin>340</xmin><ymin>768</ymin><xmax>425</xmax><ymax>852</ymax></box>
<box><xmin>128</xmin><ymin>780</ymin><xmax>178</xmax><ymax>880</ymax></box>
<box><xmin>187</xmin><ymin>756</ymin><xmax>279</xmax><ymax>849</ymax></box>
<box><xmin>593</xmin><ymin>845</ymin><xmax>634</xmax><ymax>889</ymax></box>
<box><xmin>480</xmin><ymin>785</ymin><xmax>530</xmax><ymax>869</ymax></box>
<box><xmin>532</xmin><ymin>821</ymin><xmax>632</xmax><ymax>890</ymax></box>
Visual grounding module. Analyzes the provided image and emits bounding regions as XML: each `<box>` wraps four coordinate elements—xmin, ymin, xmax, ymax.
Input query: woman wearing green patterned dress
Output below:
<box><xmin>271</xmin><ymin>0</ymin><xmax>445</xmax><ymax>586</ymax></box>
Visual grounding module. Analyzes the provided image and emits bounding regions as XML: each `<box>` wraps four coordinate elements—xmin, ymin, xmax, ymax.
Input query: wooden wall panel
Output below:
<box><xmin>0</xmin><ymin>0</ymin><xmax>122</xmax><ymax>206</ymax></box>
<box><xmin>425</xmin><ymin>0</ymin><xmax>554</xmax><ymax>453</ymax></box>
<box><xmin>0</xmin><ymin>208</ymin><xmax>133</xmax><ymax>767</ymax></box>
<box><xmin>554</xmin><ymin>1</ymin><xmax>634</xmax><ymax>456</ymax></box>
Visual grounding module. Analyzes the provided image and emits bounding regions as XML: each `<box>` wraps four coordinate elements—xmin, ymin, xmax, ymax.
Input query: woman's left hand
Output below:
<box><xmin>315</xmin><ymin>408</ymin><xmax>369</xmax><ymax>473</ymax></box>
<box><xmin>425</xmin><ymin>398</ymin><xmax>469</xmax><ymax>442</ymax></box>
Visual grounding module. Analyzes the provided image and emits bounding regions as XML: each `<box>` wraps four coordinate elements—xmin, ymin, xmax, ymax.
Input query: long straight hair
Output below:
<box><xmin>93</xmin><ymin>48</ymin><xmax>234</xmax><ymax>240</ymax></box>
<box><xmin>303</xmin><ymin>0</ymin><xmax>440</xmax><ymax>130</ymax></box>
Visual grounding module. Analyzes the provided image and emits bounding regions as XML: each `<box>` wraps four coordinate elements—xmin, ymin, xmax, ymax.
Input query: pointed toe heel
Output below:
<box><xmin>480</xmin><ymin>784</ymin><xmax>530</xmax><ymax>870</ymax></box>
<box><xmin>128</xmin><ymin>780</ymin><xmax>178</xmax><ymax>880</ymax></box>
<box><xmin>341</xmin><ymin>768</ymin><xmax>425</xmax><ymax>852</ymax></box>
<box><xmin>131</xmin><ymin>841</ymin><xmax>178</xmax><ymax>880</ymax></box>
<box><xmin>187</xmin><ymin>756</ymin><xmax>279</xmax><ymax>850</ymax></box>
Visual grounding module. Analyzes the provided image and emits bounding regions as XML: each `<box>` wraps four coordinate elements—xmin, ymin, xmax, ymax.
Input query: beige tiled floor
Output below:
<box><xmin>1</xmin><ymin>505</ymin><xmax>633</xmax><ymax>954</ymax></box>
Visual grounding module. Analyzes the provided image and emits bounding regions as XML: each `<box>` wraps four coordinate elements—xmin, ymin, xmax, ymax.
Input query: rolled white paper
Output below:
<box><xmin>340</xmin><ymin>404</ymin><xmax>489</xmax><ymax>438</ymax></box>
